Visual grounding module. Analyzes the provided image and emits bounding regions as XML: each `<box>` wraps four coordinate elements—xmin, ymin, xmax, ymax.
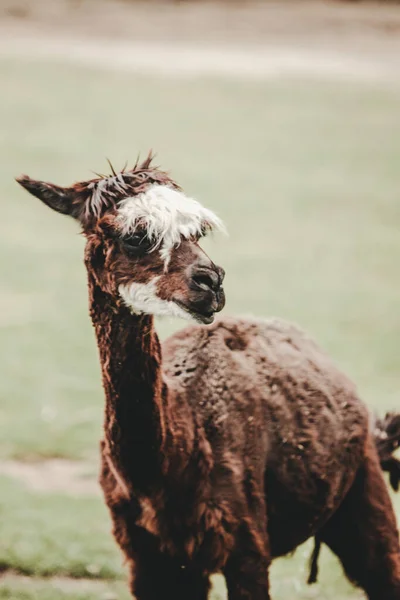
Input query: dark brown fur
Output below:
<box><xmin>307</xmin><ymin>412</ymin><xmax>400</xmax><ymax>585</ymax></box>
<box><xmin>16</xmin><ymin>158</ymin><xmax>400</xmax><ymax>600</ymax></box>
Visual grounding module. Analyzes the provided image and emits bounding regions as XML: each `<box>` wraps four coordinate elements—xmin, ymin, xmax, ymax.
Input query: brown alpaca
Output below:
<box><xmin>17</xmin><ymin>156</ymin><xmax>400</xmax><ymax>600</ymax></box>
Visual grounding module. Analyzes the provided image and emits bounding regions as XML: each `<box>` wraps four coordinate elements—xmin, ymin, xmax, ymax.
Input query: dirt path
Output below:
<box><xmin>0</xmin><ymin>459</ymin><xmax>100</xmax><ymax>496</ymax></box>
<box><xmin>1</xmin><ymin>30</ymin><xmax>398</xmax><ymax>82</ymax></box>
<box><xmin>1</xmin><ymin>1</ymin><xmax>399</xmax><ymax>82</ymax></box>
<box><xmin>0</xmin><ymin>572</ymin><xmax>123</xmax><ymax>599</ymax></box>
<box><xmin>0</xmin><ymin>571</ymin><xmax>227</xmax><ymax>599</ymax></box>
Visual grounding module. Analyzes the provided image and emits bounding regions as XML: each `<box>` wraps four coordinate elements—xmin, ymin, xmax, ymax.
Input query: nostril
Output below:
<box><xmin>192</xmin><ymin>273</ymin><xmax>216</xmax><ymax>291</ymax></box>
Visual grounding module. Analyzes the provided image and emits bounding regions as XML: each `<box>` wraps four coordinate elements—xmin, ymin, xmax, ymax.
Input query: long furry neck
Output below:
<box><xmin>88</xmin><ymin>274</ymin><xmax>170</xmax><ymax>494</ymax></box>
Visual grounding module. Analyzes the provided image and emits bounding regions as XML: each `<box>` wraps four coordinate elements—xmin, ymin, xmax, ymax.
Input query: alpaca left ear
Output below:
<box><xmin>16</xmin><ymin>175</ymin><xmax>80</xmax><ymax>218</ymax></box>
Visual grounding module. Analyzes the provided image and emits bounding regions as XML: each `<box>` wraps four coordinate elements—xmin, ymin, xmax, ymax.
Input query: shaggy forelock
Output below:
<box><xmin>87</xmin><ymin>173</ymin><xmax>128</xmax><ymax>218</ymax></box>
<box><xmin>116</xmin><ymin>184</ymin><xmax>225</xmax><ymax>255</ymax></box>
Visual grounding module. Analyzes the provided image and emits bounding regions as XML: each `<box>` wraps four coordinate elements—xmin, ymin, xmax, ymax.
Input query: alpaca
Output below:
<box><xmin>17</xmin><ymin>155</ymin><xmax>400</xmax><ymax>600</ymax></box>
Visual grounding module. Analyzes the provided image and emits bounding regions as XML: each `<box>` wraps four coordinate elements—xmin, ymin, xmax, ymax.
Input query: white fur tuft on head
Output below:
<box><xmin>116</xmin><ymin>184</ymin><xmax>225</xmax><ymax>265</ymax></box>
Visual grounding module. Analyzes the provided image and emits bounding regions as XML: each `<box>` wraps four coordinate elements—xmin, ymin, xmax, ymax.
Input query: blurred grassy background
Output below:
<box><xmin>1</xmin><ymin>5</ymin><xmax>400</xmax><ymax>598</ymax></box>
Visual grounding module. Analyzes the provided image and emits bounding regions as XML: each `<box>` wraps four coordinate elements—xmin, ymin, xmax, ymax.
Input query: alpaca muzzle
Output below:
<box><xmin>174</xmin><ymin>264</ymin><xmax>225</xmax><ymax>325</ymax></box>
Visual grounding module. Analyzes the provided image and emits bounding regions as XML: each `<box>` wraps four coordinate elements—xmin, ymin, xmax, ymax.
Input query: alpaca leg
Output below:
<box><xmin>130</xmin><ymin>557</ymin><xmax>210</xmax><ymax>600</ymax></box>
<box><xmin>319</xmin><ymin>440</ymin><xmax>400</xmax><ymax>600</ymax></box>
<box><xmin>125</xmin><ymin>527</ymin><xmax>210</xmax><ymax>600</ymax></box>
<box><xmin>223</xmin><ymin>523</ymin><xmax>271</xmax><ymax>600</ymax></box>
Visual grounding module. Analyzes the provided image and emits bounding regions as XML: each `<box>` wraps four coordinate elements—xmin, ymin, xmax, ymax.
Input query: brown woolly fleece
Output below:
<box><xmin>16</xmin><ymin>157</ymin><xmax>400</xmax><ymax>600</ymax></box>
<box><xmin>97</xmin><ymin>310</ymin><xmax>400</xmax><ymax>600</ymax></box>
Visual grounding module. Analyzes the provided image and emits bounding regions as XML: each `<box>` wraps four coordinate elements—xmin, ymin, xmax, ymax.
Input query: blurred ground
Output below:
<box><xmin>1</xmin><ymin>1</ymin><xmax>400</xmax><ymax>80</ymax></box>
<box><xmin>1</xmin><ymin>0</ymin><xmax>400</xmax><ymax>46</ymax></box>
<box><xmin>0</xmin><ymin>1</ymin><xmax>399</xmax><ymax>599</ymax></box>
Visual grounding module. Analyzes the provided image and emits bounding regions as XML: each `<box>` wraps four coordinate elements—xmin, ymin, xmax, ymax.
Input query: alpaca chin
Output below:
<box><xmin>118</xmin><ymin>279</ymin><xmax>194</xmax><ymax>321</ymax></box>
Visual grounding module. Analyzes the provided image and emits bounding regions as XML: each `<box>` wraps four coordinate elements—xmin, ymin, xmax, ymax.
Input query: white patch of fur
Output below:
<box><xmin>159</xmin><ymin>244</ymin><xmax>173</xmax><ymax>271</ymax></box>
<box><xmin>116</xmin><ymin>184</ymin><xmax>225</xmax><ymax>261</ymax></box>
<box><xmin>119</xmin><ymin>278</ymin><xmax>194</xmax><ymax>321</ymax></box>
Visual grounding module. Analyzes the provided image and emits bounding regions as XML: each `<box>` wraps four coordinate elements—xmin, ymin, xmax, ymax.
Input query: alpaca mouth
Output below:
<box><xmin>174</xmin><ymin>301</ymin><xmax>215</xmax><ymax>325</ymax></box>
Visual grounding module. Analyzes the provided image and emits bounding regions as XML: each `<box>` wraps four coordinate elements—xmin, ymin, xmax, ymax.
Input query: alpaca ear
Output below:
<box><xmin>16</xmin><ymin>175</ymin><xmax>79</xmax><ymax>218</ymax></box>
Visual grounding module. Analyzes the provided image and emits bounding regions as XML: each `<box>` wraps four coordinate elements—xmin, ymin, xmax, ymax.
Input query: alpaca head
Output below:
<box><xmin>16</xmin><ymin>155</ymin><xmax>226</xmax><ymax>324</ymax></box>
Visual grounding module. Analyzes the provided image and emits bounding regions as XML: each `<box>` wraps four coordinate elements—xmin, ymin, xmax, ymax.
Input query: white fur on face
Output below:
<box><xmin>116</xmin><ymin>184</ymin><xmax>225</xmax><ymax>265</ymax></box>
<box><xmin>119</xmin><ymin>278</ymin><xmax>193</xmax><ymax>321</ymax></box>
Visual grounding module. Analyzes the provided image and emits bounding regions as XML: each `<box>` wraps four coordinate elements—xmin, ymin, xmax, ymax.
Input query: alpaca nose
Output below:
<box><xmin>190</xmin><ymin>265</ymin><xmax>225</xmax><ymax>294</ymax></box>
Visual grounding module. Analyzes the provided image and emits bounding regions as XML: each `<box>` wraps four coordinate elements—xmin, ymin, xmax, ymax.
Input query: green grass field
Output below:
<box><xmin>1</xmin><ymin>53</ymin><xmax>399</xmax><ymax>599</ymax></box>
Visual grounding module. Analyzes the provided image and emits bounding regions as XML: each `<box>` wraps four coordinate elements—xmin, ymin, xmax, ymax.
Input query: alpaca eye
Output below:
<box><xmin>122</xmin><ymin>233</ymin><xmax>152</xmax><ymax>254</ymax></box>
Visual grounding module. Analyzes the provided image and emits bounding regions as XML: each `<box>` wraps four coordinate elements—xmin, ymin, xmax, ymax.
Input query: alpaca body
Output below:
<box><xmin>162</xmin><ymin>315</ymin><xmax>367</xmax><ymax>559</ymax></box>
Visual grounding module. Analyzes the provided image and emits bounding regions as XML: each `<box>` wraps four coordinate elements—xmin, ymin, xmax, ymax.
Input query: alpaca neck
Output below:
<box><xmin>88</xmin><ymin>276</ymin><xmax>171</xmax><ymax>495</ymax></box>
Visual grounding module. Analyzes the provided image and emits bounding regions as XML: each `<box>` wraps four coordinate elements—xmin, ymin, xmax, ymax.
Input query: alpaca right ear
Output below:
<box><xmin>16</xmin><ymin>175</ymin><xmax>79</xmax><ymax>218</ymax></box>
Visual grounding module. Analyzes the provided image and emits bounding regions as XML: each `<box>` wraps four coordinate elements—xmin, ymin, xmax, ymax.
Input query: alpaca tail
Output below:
<box><xmin>307</xmin><ymin>411</ymin><xmax>400</xmax><ymax>585</ymax></box>
<box><xmin>373</xmin><ymin>411</ymin><xmax>400</xmax><ymax>492</ymax></box>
